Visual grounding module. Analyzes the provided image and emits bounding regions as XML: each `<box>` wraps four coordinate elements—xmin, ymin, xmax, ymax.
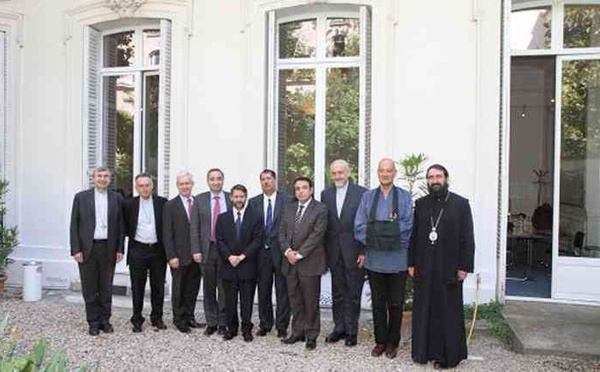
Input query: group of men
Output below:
<box><xmin>69</xmin><ymin>157</ymin><xmax>475</xmax><ymax>369</ymax></box>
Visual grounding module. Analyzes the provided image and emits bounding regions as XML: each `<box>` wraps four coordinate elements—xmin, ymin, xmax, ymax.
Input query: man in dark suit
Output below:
<box><xmin>279</xmin><ymin>176</ymin><xmax>328</xmax><ymax>350</ymax></box>
<box><xmin>248</xmin><ymin>169</ymin><xmax>291</xmax><ymax>338</ymax></box>
<box><xmin>321</xmin><ymin>160</ymin><xmax>367</xmax><ymax>347</ymax></box>
<box><xmin>216</xmin><ymin>184</ymin><xmax>262</xmax><ymax>342</ymax></box>
<box><xmin>190</xmin><ymin>168</ymin><xmax>231</xmax><ymax>335</ymax></box>
<box><xmin>123</xmin><ymin>173</ymin><xmax>168</xmax><ymax>332</ymax></box>
<box><xmin>70</xmin><ymin>166</ymin><xmax>124</xmax><ymax>336</ymax></box>
<box><xmin>163</xmin><ymin>171</ymin><xmax>203</xmax><ymax>333</ymax></box>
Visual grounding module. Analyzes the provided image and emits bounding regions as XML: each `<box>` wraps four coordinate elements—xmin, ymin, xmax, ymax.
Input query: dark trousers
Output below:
<box><xmin>128</xmin><ymin>241</ymin><xmax>167</xmax><ymax>326</ymax></box>
<box><xmin>331</xmin><ymin>254</ymin><xmax>365</xmax><ymax>335</ymax></box>
<box><xmin>78</xmin><ymin>240</ymin><xmax>116</xmax><ymax>327</ymax></box>
<box><xmin>170</xmin><ymin>261</ymin><xmax>201</xmax><ymax>327</ymax></box>
<box><xmin>367</xmin><ymin>270</ymin><xmax>407</xmax><ymax>348</ymax></box>
<box><xmin>257</xmin><ymin>248</ymin><xmax>290</xmax><ymax>332</ymax></box>
<box><xmin>222</xmin><ymin>277</ymin><xmax>256</xmax><ymax>334</ymax></box>
<box><xmin>202</xmin><ymin>244</ymin><xmax>226</xmax><ymax>327</ymax></box>
<box><xmin>287</xmin><ymin>266</ymin><xmax>321</xmax><ymax>340</ymax></box>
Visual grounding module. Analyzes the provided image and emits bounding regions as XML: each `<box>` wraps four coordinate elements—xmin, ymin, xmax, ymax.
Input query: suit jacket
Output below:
<box><xmin>123</xmin><ymin>195</ymin><xmax>167</xmax><ymax>264</ymax></box>
<box><xmin>248</xmin><ymin>191</ymin><xmax>290</xmax><ymax>269</ymax></box>
<box><xmin>320</xmin><ymin>183</ymin><xmax>367</xmax><ymax>270</ymax></box>
<box><xmin>279</xmin><ymin>199</ymin><xmax>328</xmax><ymax>276</ymax></box>
<box><xmin>69</xmin><ymin>188</ymin><xmax>124</xmax><ymax>262</ymax></box>
<box><xmin>190</xmin><ymin>191</ymin><xmax>232</xmax><ymax>263</ymax></box>
<box><xmin>216</xmin><ymin>206</ymin><xmax>263</xmax><ymax>280</ymax></box>
<box><xmin>163</xmin><ymin>195</ymin><xmax>194</xmax><ymax>266</ymax></box>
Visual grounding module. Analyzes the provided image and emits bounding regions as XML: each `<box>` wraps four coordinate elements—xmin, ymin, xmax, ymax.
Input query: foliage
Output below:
<box><xmin>397</xmin><ymin>153</ymin><xmax>428</xmax><ymax>200</ymax></box>
<box><xmin>115</xmin><ymin>110</ymin><xmax>134</xmax><ymax>197</ymax></box>
<box><xmin>0</xmin><ymin>315</ymin><xmax>96</xmax><ymax>371</ymax></box>
<box><xmin>464</xmin><ymin>302</ymin><xmax>513</xmax><ymax>344</ymax></box>
<box><xmin>0</xmin><ymin>179</ymin><xmax>18</xmax><ymax>276</ymax></box>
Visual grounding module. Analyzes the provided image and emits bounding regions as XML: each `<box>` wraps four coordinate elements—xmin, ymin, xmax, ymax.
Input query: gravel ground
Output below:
<box><xmin>0</xmin><ymin>291</ymin><xmax>598</xmax><ymax>372</ymax></box>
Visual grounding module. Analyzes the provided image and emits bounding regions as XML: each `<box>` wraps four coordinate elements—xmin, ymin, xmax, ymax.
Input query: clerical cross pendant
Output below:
<box><xmin>429</xmin><ymin>228</ymin><xmax>438</xmax><ymax>245</ymax></box>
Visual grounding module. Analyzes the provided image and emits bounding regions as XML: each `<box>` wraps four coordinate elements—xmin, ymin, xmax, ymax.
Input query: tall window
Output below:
<box><xmin>271</xmin><ymin>6</ymin><xmax>371</xmax><ymax>194</ymax></box>
<box><xmin>86</xmin><ymin>20</ymin><xmax>171</xmax><ymax>197</ymax></box>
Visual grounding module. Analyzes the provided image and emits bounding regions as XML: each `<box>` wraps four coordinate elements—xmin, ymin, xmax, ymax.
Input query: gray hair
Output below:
<box><xmin>329</xmin><ymin>159</ymin><xmax>350</xmax><ymax>171</ymax></box>
<box><xmin>176</xmin><ymin>171</ymin><xmax>194</xmax><ymax>185</ymax></box>
<box><xmin>92</xmin><ymin>166</ymin><xmax>111</xmax><ymax>176</ymax></box>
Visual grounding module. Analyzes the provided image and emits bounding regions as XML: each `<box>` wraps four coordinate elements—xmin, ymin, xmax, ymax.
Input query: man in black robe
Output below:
<box><xmin>408</xmin><ymin>164</ymin><xmax>475</xmax><ymax>369</ymax></box>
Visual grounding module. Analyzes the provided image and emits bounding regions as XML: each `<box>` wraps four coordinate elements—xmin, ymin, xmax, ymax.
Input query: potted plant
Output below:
<box><xmin>0</xmin><ymin>178</ymin><xmax>18</xmax><ymax>292</ymax></box>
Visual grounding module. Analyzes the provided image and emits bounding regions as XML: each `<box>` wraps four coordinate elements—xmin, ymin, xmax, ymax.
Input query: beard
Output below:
<box><xmin>428</xmin><ymin>183</ymin><xmax>448</xmax><ymax>198</ymax></box>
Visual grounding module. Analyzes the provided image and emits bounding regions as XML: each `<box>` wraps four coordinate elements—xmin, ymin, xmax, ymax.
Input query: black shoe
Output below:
<box><xmin>345</xmin><ymin>334</ymin><xmax>357</xmax><ymax>346</ymax></box>
<box><xmin>223</xmin><ymin>332</ymin><xmax>237</xmax><ymax>341</ymax></box>
<box><xmin>176</xmin><ymin>325</ymin><xmax>191</xmax><ymax>334</ymax></box>
<box><xmin>243</xmin><ymin>332</ymin><xmax>253</xmax><ymax>342</ymax></box>
<box><xmin>188</xmin><ymin>320</ymin><xmax>206</xmax><ymax>328</ymax></box>
<box><xmin>433</xmin><ymin>361</ymin><xmax>457</xmax><ymax>370</ymax></box>
<box><xmin>204</xmin><ymin>326</ymin><xmax>217</xmax><ymax>336</ymax></box>
<box><xmin>277</xmin><ymin>329</ymin><xmax>288</xmax><ymax>338</ymax></box>
<box><xmin>281</xmin><ymin>334</ymin><xmax>306</xmax><ymax>344</ymax></box>
<box><xmin>88</xmin><ymin>327</ymin><xmax>100</xmax><ymax>336</ymax></box>
<box><xmin>385</xmin><ymin>346</ymin><xmax>398</xmax><ymax>359</ymax></box>
<box><xmin>217</xmin><ymin>326</ymin><xmax>227</xmax><ymax>335</ymax></box>
<box><xmin>306</xmin><ymin>339</ymin><xmax>317</xmax><ymax>350</ymax></box>
<box><xmin>325</xmin><ymin>331</ymin><xmax>346</xmax><ymax>343</ymax></box>
<box><xmin>152</xmin><ymin>319</ymin><xmax>167</xmax><ymax>330</ymax></box>
<box><xmin>99</xmin><ymin>323</ymin><xmax>114</xmax><ymax>333</ymax></box>
<box><xmin>132</xmin><ymin>324</ymin><xmax>142</xmax><ymax>333</ymax></box>
<box><xmin>256</xmin><ymin>328</ymin><xmax>269</xmax><ymax>336</ymax></box>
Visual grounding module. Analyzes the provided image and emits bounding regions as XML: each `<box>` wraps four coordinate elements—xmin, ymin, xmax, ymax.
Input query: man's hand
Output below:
<box><xmin>457</xmin><ymin>270</ymin><xmax>468</xmax><ymax>281</ymax></box>
<box><xmin>116</xmin><ymin>253</ymin><xmax>123</xmax><ymax>262</ymax></box>
<box><xmin>286</xmin><ymin>250</ymin><xmax>299</xmax><ymax>265</ymax></box>
<box><xmin>357</xmin><ymin>254</ymin><xmax>365</xmax><ymax>268</ymax></box>
<box><xmin>228</xmin><ymin>256</ymin><xmax>241</xmax><ymax>266</ymax></box>
<box><xmin>169</xmin><ymin>258</ymin><xmax>179</xmax><ymax>269</ymax></box>
<box><xmin>408</xmin><ymin>266</ymin><xmax>415</xmax><ymax>278</ymax></box>
<box><xmin>72</xmin><ymin>252</ymin><xmax>83</xmax><ymax>263</ymax></box>
<box><xmin>193</xmin><ymin>253</ymin><xmax>203</xmax><ymax>263</ymax></box>
<box><xmin>239</xmin><ymin>254</ymin><xmax>246</xmax><ymax>262</ymax></box>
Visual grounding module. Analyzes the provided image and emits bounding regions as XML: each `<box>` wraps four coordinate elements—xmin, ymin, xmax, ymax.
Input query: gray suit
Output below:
<box><xmin>190</xmin><ymin>191</ymin><xmax>232</xmax><ymax>328</ymax></box>
<box><xmin>279</xmin><ymin>198</ymin><xmax>327</xmax><ymax>340</ymax></box>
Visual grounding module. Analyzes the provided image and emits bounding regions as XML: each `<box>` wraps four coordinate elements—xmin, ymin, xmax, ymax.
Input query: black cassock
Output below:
<box><xmin>408</xmin><ymin>191</ymin><xmax>475</xmax><ymax>366</ymax></box>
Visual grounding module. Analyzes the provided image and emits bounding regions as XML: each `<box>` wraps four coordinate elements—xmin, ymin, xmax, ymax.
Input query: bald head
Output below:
<box><xmin>377</xmin><ymin>158</ymin><xmax>397</xmax><ymax>188</ymax></box>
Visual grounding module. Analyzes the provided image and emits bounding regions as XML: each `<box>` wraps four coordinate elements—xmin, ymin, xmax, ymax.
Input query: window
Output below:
<box><xmin>85</xmin><ymin>20</ymin><xmax>171</xmax><ymax>197</ymax></box>
<box><xmin>270</xmin><ymin>6</ymin><xmax>371</xmax><ymax>194</ymax></box>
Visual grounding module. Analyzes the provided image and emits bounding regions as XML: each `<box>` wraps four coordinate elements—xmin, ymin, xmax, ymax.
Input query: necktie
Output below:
<box><xmin>211</xmin><ymin>195</ymin><xmax>220</xmax><ymax>241</ymax></box>
<box><xmin>295</xmin><ymin>205</ymin><xmax>304</xmax><ymax>225</ymax></box>
<box><xmin>265</xmin><ymin>198</ymin><xmax>273</xmax><ymax>235</ymax></box>
<box><xmin>236</xmin><ymin>211</ymin><xmax>242</xmax><ymax>238</ymax></box>
<box><xmin>186</xmin><ymin>197</ymin><xmax>193</xmax><ymax>221</ymax></box>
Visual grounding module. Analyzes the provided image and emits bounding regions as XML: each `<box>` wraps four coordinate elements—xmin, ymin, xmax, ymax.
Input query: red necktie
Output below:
<box><xmin>211</xmin><ymin>195</ymin><xmax>220</xmax><ymax>241</ymax></box>
<box><xmin>187</xmin><ymin>197</ymin><xmax>193</xmax><ymax>221</ymax></box>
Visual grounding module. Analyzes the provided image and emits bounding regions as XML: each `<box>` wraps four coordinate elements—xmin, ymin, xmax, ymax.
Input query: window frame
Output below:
<box><xmin>269</xmin><ymin>6</ymin><xmax>370</xmax><ymax>194</ymax></box>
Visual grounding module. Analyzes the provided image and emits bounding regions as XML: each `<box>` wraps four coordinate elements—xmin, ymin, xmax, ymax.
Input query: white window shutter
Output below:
<box><xmin>0</xmin><ymin>31</ymin><xmax>6</xmax><ymax>177</ymax></box>
<box><xmin>359</xmin><ymin>6</ymin><xmax>372</xmax><ymax>188</ymax></box>
<box><xmin>84</xmin><ymin>26</ymin><xmax>101</xmax><ymax>187</ymax></box>
<box><xmin>158</xmin><ymin>19</ymin><xmax>171</xmax><ymax>197</ymax></box>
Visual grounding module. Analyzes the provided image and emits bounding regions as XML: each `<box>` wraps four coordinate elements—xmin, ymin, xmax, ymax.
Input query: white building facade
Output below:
<box><xmin>2</xmin><ymin>0</ymin><xmax>597</xmax><ymax>306</ymax></box>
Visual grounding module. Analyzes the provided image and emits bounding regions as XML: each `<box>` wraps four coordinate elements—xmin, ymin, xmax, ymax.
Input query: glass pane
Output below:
<box><xmin>559</xmin><ymin>59</ymin><xmax>600</xmax><ymax>258</ymax></box>
<box><xmin>564</xmin><ymin>5</ymin><xmax>600</xmax><ymax>48</ymax></box>
<box><xmin>277</xmin><ymin>69</ymin><xmax>316</xmax><ymax>194</ymax></box>
<box><xmin>326</xmin><ymin>18</ymin><xmax>360</xmax><ymax>57</ymax></box>
<box><xmin>103</xmin><ymin>31</ymin><xmax>135</xmax><ymax>67</ymax></box>
<box><xmin>143</xmin><ymin>74</ymin><xmax>159</xmax><ymax>182</ymax></box>
<box><xmin>103</xmin><ymin>74</ymin><xmax>135</xmax><ymax>197</ymax></box>
<box><xmin>325</xmin><ymin>67</ymin><xmax>359</xmax><ymax>186</ymax></box>
<box><xmin>279</xmin><ymin>19</ymin><xmax>317</xmax><ymax>59</ymax></box>
<box><xmin>506</xmin><ymin>56</ymin><xmax>555</xmax><ymax>297</ymax></box>
<box><xmin>143</xmin><ymin>29</ymin><xmax>161</xmax><ymax>66</ymax></box>
<box><xmin>510</xmin><ymin>8</ymin><xmax>551</xmax><ymax>50</ymax></box>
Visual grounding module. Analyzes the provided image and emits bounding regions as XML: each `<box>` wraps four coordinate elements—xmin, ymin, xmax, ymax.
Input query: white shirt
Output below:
<box><xmin>93</xmin><ymin>188</ymin><xmax>108</xmax><ymax>240</ymax></box>
<box><xmin>263</xmin><ymin>192</ymin><xmax>277</xmax><ymax>224</ymax></box>
<box><xmin>210</xmin><ymin>190</ymin><xmax>228</xmax><ymax>222</ymax></box>
<box><xmin>135</xmin><ymin>196</ymin><xmax>157</xmax><ymax>244</ymax></box>
<box><xmin>179</xmin><ymin>194</ymin><xmax>194</xmax><ymax>219</ymax></box>
<box><xmin>336</xmin><ymin>182</ymin><xmax>349</xmax><ymax>218</ymax></box>
<box><xmin>296</xmin><ymin>198</ymin><xmax>312</xmax><ymax>221</ymax></box>
<box><xmin>233</xmin><ymin>205</ymin><xmax>247</xmax><ymax>223</ymax></box>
